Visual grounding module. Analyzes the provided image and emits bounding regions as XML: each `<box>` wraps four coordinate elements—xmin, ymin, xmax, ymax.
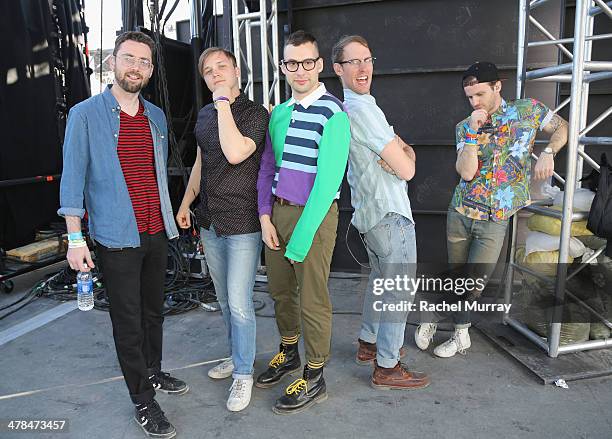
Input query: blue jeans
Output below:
<box><xmin>200</xmin><ymin>226</ymin><xmax>262</xmax><ymax>378</ymax></box>
<box><xmin>360</xmin><ymin>213</ymin><xmax>417</xmax><ymax>368</ymax></box>
<box><xmin>447</xmin><ymin>208</ymin><xmax>509</xmax><ymax>326</ymax></box>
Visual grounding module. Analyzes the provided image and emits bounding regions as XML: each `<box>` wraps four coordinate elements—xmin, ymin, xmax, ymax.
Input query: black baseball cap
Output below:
<box><xmin>462</xmin><ymin>61</ymin><xmax>502</xmax><ymax>85</ymax></box>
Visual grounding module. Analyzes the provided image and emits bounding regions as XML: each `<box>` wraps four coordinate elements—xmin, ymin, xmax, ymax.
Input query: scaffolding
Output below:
<box><xmin>230</xmin><ymin>0</ymin><xmax>281</xmax><ymax>108</ymax></box>
<box><xmin>504</xmin><ymin>0</ymin><xmax>612</xmax><ymax>357</ymax></box>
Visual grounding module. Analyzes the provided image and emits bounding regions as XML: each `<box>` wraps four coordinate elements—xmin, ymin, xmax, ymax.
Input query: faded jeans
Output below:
<box><xmin>360</xmin><ymin>213</ymin><xmax>417</xmax><ymax>368</ymax></box>
<box><xmin>201</xmin><ymin>226</ymin><xmax>261</xmax><ymax>378</ymax></box>
<box><xmin>421</xmin><ymin>208</ymin><xmax>509</xmax><ymax>328</ymax></box>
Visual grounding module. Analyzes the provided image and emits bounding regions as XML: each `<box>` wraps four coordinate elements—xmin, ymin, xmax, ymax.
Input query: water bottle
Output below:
<box><xmin>77</xmin><ymin>271</ymin><xmax>94</xmax><ymax>311</ymax></box>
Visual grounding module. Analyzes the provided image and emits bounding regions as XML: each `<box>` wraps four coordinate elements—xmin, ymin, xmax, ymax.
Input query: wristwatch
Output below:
<box><xmin>542</xmin><ymin>147</ymin><xmax>556</xmax><ymax>157</ymax></box>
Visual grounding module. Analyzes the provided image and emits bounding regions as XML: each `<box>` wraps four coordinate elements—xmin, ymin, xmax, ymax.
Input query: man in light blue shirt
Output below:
<box><xmin>332</xmin><ymin>35</ymin><xmax>429</xmax><ymax>390</ymax></box>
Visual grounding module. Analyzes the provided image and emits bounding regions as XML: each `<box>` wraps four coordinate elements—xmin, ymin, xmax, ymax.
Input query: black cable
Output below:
<box><xmin>147</xmin><ymin>1</ymin><xmax>190</xmax><ymax>187</ymax></box>
<box><xmin>0</xmin><ymin>280</ymin><xmax>45</xmax><ymax>320</ymax></box>
<box><xmin>0</xmin><ymin>282</ymin><xmax>42</xmax><ymax>312</ymax></box>
<box><xmin>0</xmin><ymin>293</ymin><xmax>39</xmax><ymax>320</ymax></box>
<box><xmin>158</xmin><ymin>0</ymin><xmax>169</xmax><ymax>21</ymax></box>
<box><xmin>2</xmin><ymin>236</ymin><xmax>218</xmax><ymax>317</ymax></box>
<box><xmin>162</xmin><ymin>0</ymin><xmax>182</xmax><ymax>31</ymax></box>
<box><xmin>344</xmin><ymin>222</ymin><xmax>370</xmax><ymax>270</ymax></box>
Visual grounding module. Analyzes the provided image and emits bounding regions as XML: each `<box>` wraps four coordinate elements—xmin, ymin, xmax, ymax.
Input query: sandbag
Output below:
<box><xmin>525</xmin><ymin>231</ymin><xmax>586</xmax><ymax>259</ymax></box>
<box><xmin>553</xmin><ymin>188</ymin><xmax>596</xmax><ymax>212</ymax></box>
<box><xmin>517</xmin><ymin>247</ymin><xmax>574</xmax><ymax>277</ymax></box>
<box><xmin>525</xmin><ymin>316</ymin><xmax>590</xmax><ymax>345</ymax></box>
<box><xmin>519</xmin><ymin>278</ymin><xmax>590</xmax><ymax>345</ymax></box>
<box><xmin>590</xmin><ymin>323</ymin><xmax>611</xmax><ymax>340</ymax></box>
<box><xmin>527</xmin><ymin>206</ymin><xmax>593</xmax><ymax>236</ymax></box>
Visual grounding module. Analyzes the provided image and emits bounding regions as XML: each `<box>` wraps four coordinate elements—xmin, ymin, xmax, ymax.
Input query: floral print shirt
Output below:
<box><xmin>451</xmin><ymin>98</ymin><xmax>553</xmax><ymax>222</ymax></box>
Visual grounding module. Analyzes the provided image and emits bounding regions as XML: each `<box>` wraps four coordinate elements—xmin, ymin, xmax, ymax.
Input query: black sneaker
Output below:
<box><xmin>134</xmin><ymin>399</ymin><xmax>176</xmax><ymax>438</ymax></box>
<box><xmin>272</xmin><ymin>365</ymin><xmax>327</xmax><ymax>415</ymax></box>
<box><xmin>149</xmin><ymin>372</ymin><xmax>189</xmax><ymax>395</ymax></box>
<box><xmin>256</xmin><ymin>343</ymin><xmax>301</xmax><ymax>388</ymax></box>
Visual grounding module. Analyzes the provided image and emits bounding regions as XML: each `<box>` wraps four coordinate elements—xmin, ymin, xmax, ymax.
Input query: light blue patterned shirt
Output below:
<box><xmin>343</xmin><ymin>88</ymin><xmax>414</xmax><ymax>234</ymax></box>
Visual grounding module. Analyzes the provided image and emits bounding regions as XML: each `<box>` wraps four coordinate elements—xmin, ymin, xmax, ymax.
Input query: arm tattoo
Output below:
<box><xmin>546</xmin><ymin>113</ymin><xmax>569</xmax><ymax>152</ymax></box>
<box><xmin>548</xmin><ymin>114</ymin><xmax>566</xmax><ymax>132</ymax></box>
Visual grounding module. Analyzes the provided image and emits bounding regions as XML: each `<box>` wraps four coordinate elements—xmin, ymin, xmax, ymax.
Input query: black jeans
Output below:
<box><xmin>96</xmin><ymin>232</ymin><xmax>168</xmax><ymax>404</ymax></box>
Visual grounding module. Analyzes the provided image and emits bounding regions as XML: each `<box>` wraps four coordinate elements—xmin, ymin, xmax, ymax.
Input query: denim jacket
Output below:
<box><xmin>58</xmin><ymin>85</ymin><xmax>179</xmax><ymax>248</ymax></box>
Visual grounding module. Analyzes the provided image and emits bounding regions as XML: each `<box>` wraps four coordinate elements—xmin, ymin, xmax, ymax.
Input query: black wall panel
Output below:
<box><xmin>287</xmin><ymin>1</ymin><xmax>558</xmax><ymax>269</ymax></box>
<box><xmin>218</xmin><ymin>1</ymin><xmax>595</xmax><ymax>270</ymax></box>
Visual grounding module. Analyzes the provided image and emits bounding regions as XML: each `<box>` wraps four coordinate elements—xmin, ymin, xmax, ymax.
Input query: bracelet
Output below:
<box><xmin>213</xmin><ymin>96</ymin><xmax>230</xmax><ymax>109</ymax></box>
<box><xmin>68</xmin><ymin>240</ymin><xmax>87</xmax><ymax>249</ymax></box>
<box><xmin>68</xmin><ymin>232</ymin><xmax>83</xmax><ymax>241</ymax></box>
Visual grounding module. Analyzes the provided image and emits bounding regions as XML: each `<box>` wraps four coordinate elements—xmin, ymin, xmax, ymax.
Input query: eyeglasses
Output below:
<box><xmin>280</xmin><ymin>57</ymin><xmax>320</xmax><ymax>72</ymax></box>
<box><xmin>117</xmin><ymin>54</ymin><xmax>152</xmax><ymax>70</ymax></box>
<box><xmin>337</xmin><ymin>57</ymin><xmax>376</xmax><ymax>67</ymax></box>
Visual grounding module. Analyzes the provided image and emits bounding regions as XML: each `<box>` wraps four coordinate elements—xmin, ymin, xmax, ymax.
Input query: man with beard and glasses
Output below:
<box><xmin>58</xmin><ymin>32</ymin><xmax>186</xmax><ymax>439</ymax></box>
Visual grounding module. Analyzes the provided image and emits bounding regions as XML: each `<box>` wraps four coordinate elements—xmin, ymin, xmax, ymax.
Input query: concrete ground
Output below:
<box><xmin>1</xmin><ymin>263</ymin><xmax>611</xmax><ymax>439</ymax></box>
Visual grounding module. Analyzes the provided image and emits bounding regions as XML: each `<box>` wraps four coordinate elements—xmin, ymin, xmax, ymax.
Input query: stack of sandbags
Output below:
<box><xmin>523</xmin><ymin>204</ymin><xmax>595</xmax><ymax>277</ymax></box>
<box><xmin>515</xmin><ymin>247</ymin><xmax>590</xmax><ymax>345</ymax></box>
<box><xmin>513</xmin><ymin>190</ymin><xmax>608</xmax><ymax>344</ymax></box>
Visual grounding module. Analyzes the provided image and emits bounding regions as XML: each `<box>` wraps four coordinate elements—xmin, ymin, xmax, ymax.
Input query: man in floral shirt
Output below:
<box><xmin>415</xmin><ymin>62</ymin><xmax>568</xmax><ymax>358</ymax></box>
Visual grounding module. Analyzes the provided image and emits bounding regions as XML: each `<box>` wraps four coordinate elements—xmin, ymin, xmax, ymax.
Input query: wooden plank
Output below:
<box><xmin>6</xmin><ymin>237</ymin><xmax>63</xmax><ymax>262</ymax></box>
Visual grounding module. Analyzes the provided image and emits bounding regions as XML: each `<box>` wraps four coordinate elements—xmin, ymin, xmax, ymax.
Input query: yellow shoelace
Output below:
<box><xmin>285</xmin><ymin>378</ymin><xmax>307</xmax><ymax>395</ymax></box>
<box><xmin>268</xmin><ymin>351</ymin><xmax>286</xmax><ymax>368</ymax></box>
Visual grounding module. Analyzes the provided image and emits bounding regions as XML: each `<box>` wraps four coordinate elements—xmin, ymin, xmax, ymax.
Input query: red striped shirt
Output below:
<box><xmin>117</xmin><ymin>103</ymin><xmax>165</xmax><ymax>235</ymax></box>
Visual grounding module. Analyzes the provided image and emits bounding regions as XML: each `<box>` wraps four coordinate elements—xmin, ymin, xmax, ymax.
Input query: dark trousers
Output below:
<box><xmin>96</xmin><ymin>232</ymin><xmax>168</xmax><ymax>404</ymax></box>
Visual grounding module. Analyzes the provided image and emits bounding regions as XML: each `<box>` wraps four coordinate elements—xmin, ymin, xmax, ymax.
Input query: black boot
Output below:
<box><xmin>272</xmin><ymin>365</ymin><xmax>327</xmax><ymax>415</ymax></box>
<box><xmin>255</xmin><ymin>343</ymin><xmax>301</xmax><ymax>388</ymax></box>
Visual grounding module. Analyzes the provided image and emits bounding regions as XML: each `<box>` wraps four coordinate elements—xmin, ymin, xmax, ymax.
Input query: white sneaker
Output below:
<box><xmin>433</xmin><ymin>328</ymin><xmax>471</xmax><ymax>358</ymax></box>
<box><xmin>208</xmin><ymin>359</ymin><xmax>234</xmax><ymax>379</ymax></box>
<box><xmin>414</xmin><ymin>323</ymin><xmax>438</xmax><ymax>350</ymax></box>
<box><xmin>226</xmin><ymin>378</ymin><xmax>253</xmax><ymax>412</ymax></box>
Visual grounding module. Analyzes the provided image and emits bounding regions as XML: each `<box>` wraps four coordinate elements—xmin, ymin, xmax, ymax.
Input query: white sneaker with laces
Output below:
<box><xmin>414</xmin><ymin>323</ymin><xmax>438</xmax><ymax>350</ymax></box>
<box><xmin>433</xmin><ymin>327</ymin><xmax>471</xmax><ymax>358</ymax></box>
<box><xmin>208</xmin><ymin>359</ymin><xmax>234</xmax><ymax>379</ymax></box>
<box><xmin>227</xmin><ymin>378</ymin><xmax>253</xmax><ymax>412</ymax></box>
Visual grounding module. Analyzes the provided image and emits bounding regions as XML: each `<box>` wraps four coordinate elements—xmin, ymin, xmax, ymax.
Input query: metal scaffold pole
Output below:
<box><xmin>190</xmin><ymin>0</ymin><xmax>204</xmax><ymax>110</ymax></box>
<box><xmin>230</xmin><ymin>0</ymin><xmax>280</xmax><ymax>109</ymax></box>
<box><xmin>505</xmin><ymin>0</ymin><xmax>612</xmax><ymax>357</ymax></box>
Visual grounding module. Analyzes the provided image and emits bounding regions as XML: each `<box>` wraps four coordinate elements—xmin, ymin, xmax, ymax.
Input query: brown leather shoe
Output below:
<box><xmin>356</xmin><ymin>339</ymin><xmax>406</xmax><ymax>365</ymax></box>
<box><xmin>371</xmin><ymin>361</ymin><xmax>430</xmax><ymax>390</ymax></box>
